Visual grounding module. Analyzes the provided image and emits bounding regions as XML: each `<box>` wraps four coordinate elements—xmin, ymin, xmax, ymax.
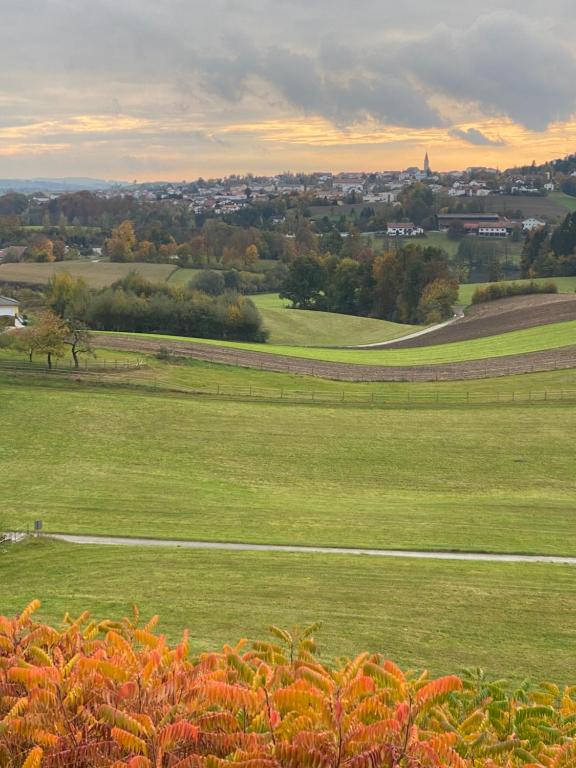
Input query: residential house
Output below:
<box><xmin>522</xmin><ymin>218</ymin><xmax>546</xmax><ymax>232</ymax></box>
<box><xmin>387</xmin><ymin>223</ymin><xmax>424</xmax><ymax>237</ymax></box>
<box><xmin>0</xmin><ymin>295</ymin><xmax>22</xmax><ymax>327</ymax></box>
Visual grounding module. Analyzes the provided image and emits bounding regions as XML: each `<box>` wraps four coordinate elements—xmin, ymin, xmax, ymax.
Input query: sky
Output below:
<box><xmin>1</xmin><ymin>0</ymin><xmax>576</xmax><ymax>180</ymax></box>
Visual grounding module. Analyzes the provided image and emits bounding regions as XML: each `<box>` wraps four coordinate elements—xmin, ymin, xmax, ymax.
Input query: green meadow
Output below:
<box><xmin>100</xmin><ymin>319</ymin><xmax>576</xmax><ymax>365</ymax></box>
<box><xmin>3</xmin><ymin>539</ymin><xmax>576</xmax><ymax>683</ymax></box>
<box><xmin>1</xmin><ymin>373</ymin><xmax>575</xmax><ymax>556</ymax></box>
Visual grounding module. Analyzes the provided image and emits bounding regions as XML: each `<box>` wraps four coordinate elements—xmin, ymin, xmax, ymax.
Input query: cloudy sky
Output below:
<box><xmin>1</xmin><ymin>0</ymin><xmax>576</xmax><ymax>180</ymax></box>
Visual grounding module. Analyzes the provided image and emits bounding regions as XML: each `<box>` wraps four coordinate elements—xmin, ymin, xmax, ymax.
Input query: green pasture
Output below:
<box><xmin>1</xmin><ymin>377</ymin><xmax>575</xmax><ymax>555</ymax></box>
<box><xmin>100</xmin><ymin>319</ymin><xmax>576</xmax><ymax>365</ymax></box>
<box><xmin>250</xmin><ymin>293</ymin><xmax>290</xmax><ymax>309</ymax></box>
<box><xmin>257</xmin><ymin>306</ymin><xmax>421</xmax><ymax>346</ymax></box>
<box><xmin>458</xmin><ymin>277</ymin><xmax>576</xmax><ymax>306</ymax></box>
<box><xmin>3</xmin><ymin>539</ymin><xmax>576</xmax><ymax>683</ymax></box>
<box><xmin>549</xmin><ymin>191</ymin><xmax>576</xmax><ymax>213</ymax></box>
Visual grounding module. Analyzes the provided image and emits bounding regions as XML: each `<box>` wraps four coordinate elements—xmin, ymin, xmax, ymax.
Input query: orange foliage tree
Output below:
<box><xmin>1</xmin><ymin>602</ymin><xmax>575</xmax><ymax>768</ymax></box>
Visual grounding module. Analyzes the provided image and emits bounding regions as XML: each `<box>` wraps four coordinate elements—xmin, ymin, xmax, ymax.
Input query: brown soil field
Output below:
<box><xmin>95</xmin><ymin>333</ymin><xmax>576</xmax><ymax>382</ymax></box>
<box><xmin>386</xmin><ymin>295</ymin><xmax>576</xmax><ymax>349</ymax></box>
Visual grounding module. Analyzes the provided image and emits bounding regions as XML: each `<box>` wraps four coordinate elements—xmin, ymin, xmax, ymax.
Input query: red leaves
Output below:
<box><xmin>0</xmin><ymin>605</ymin><xmax>573</xmax><ymax>768</ymax></box>
<box><xmin>415</xmin><ymin>675</ymin><xmax>463</xmax><ymax>707</ymax></box>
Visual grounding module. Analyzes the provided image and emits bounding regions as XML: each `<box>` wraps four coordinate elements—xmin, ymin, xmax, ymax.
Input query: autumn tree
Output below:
<box><xmin>46</xmin><ymin>272</ymin><xmax>90</xmax><ymax>320</ymax></box>
<box><xmin>104</xmin><ymin>220</ymin><xmax>137</xmax><ymax>262</ymax></box>
<box><xmin>31</xmin><ymin>311</ymin><xmax>69</xmax><ymax>369</ymax></box>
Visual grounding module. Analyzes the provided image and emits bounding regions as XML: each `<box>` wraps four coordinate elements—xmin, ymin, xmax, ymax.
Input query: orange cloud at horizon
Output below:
<box><xmin>0</xmin><ymin>112</ymin><xmax>575</xmax><ymax>179</ymax></box>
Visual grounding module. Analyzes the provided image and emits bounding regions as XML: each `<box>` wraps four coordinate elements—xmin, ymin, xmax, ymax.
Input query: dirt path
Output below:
<box><xmin>95</xmin><ymin>333</ymin><xmax>576</xmax><ymax>382</ymax></box>
<box><xmin>46</xmin><ymin>533</ymin><xmax>576</xmax><ymax>565</ymax></box>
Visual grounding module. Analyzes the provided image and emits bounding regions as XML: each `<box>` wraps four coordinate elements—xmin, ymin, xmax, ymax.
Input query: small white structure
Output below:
<box><xmin>478</xmin><ymin>224</ymin><xmax>509</xmax><ymax>238</ymax></box>
<box><xmin>387</xmin><ymin>222</ymin><xmax>424</xmax><ymax>237</ymax></box>
<box><xmin>522</xmin><ymin>218</ymin><xmax>546</xmax><ymax>232</ymax></box>
<box><xmin>0</xmin><ymin>295</ymin><xmax>22</xmax><ymax>327</ymax></box>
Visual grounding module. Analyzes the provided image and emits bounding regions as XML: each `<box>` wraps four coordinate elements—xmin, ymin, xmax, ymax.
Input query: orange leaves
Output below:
<box><xmin>415</xmin><ymin>675</ymin><xmax>463</xmax><ymax>708</ymax></box>
<box><xmin>201</xmin><ymin>680</ymin><xmax>260</xmax><ymax>712</ymax></box>
<box><xmin>157</xmin><ymin>721</ymin><xmax>199</xmax><ymax>750</ymax></box>
<box><xmin>111</xmin><ymin>726</ymin><xmax>148</xmax><ymax>755</ymax></box>
<box><xmin>0</xmin><ymin>605</ymin><xmax>574</xmax><ymax>768</ymax></box>
<box><xmin>21</xmin><ymin>746</ymin><xmax>43</xmax><ymax>768</ymax></box>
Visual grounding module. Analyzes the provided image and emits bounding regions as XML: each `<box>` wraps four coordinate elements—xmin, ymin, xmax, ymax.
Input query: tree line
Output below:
<box><xmin>280</xmin><ymin>244</ymin><xmax>458</xmax><ymax>324</ymax></box>
<box><xmin>521</xmin><ymin>211</ymin><xmax>576</xmax><ymax>277</ymax></box>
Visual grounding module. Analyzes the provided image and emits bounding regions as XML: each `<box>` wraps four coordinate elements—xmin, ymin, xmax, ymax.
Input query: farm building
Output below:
<box><xmin>0</xmin><ymin>295</ymin><xmax>22</xmax><ymax>327</ymax></box>
<box><xmin>522</xmin><ymin>218</ymin><xmax>546</xmax><ymax>232</ymax></box>
<box><xmin>387</xmin><ymin>222</ymin><xmax>424</xmax><ymax>237</ymax></box>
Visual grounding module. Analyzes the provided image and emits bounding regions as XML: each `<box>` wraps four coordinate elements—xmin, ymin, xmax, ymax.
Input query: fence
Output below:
<box><xmin>0</xmin><ymin>359</ymin><xmax>143</xmax><ymax>373</ymax></box>
<box><xmin>2</xmin><ymin>358</ymin><xmax>576</xmax><ymax>407</ymax></box>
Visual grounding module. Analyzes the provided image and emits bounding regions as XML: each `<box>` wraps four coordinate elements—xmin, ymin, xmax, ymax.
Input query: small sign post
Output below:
<box><xmin>34</xmin><ymin>520</ymin><xmax>42</xmax><ymax>537</ymax></box>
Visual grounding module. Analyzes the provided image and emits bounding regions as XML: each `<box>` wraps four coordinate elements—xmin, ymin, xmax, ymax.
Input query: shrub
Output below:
<box><xmin>471</xmin><ymin>280</ymin><xmax>558</xmax><ymax>305</ymax></box>
<box><xmin>1</xmin><ymin>602</ymin><xmax>576</xmax><ymax>768</ymax></box>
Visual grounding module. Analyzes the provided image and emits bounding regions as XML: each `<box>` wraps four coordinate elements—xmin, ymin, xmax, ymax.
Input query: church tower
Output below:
<box><xmin>424</xmin><ymin>152</ymin><xmax>431</xmax><ymax>175</ymax></box>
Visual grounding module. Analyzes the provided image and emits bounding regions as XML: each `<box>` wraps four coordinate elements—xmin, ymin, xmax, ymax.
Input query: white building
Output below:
<box><xmin>387</xmin><ymin>223</ymin><xmax>424</xmax><ymax>237</ymax></box>
<box><xmin>522</xmin><ymin>218</ymin><xmax>546</xmax><ymax>232</ymax></box>
<box><xmin>0</xmin><ymin>296</ymin><xmax>21</xmax><ymax>326</ymax></box>
<box><xmin>478</xmin><ymin>224</ymin><xmax>509</xmax><ymax>238</ymax></box>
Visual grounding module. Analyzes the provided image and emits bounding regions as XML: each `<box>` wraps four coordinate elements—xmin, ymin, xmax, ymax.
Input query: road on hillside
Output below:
<box><xmin>45</xmin><ymin>534</ymin><xmax>576</xmax><ymax>565</ymax></box>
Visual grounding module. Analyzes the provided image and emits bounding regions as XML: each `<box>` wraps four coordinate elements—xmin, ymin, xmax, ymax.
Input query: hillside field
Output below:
<box><xmin>458</xmin><ymin>276</ymin><xmax>576</xmax><ymax>306</ymax></box>
<box><xmin>0</xmin><ymin>260</ymin><xmax>178</xmax><ymax>288</ymax></box>
<box><xmin>3</xmin><ymin>538</ymin><xmax>576</xmax><ymax>682</ymax></box>
<box><xmin>99</xmin><ymin>319</ymin><xmax>576</xmax><ymax>366</ymax></box>
<box><xmin>1</xmin><ymin>374</ymin><xmax>575</xmax><ymax>556</ymax></box>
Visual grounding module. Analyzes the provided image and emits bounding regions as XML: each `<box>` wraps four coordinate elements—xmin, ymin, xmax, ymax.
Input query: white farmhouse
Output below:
<box><xmin>387</xmin><ymin>222</ymin><xmax>424</xmax><ymax>237</ymax></box>
<box><xmin>0</xmin><ymin>295</ymin><xmax>21</xmax><ymax>327</ymax></box>
<box><xmin>522</xmin><ymin>218</ymin><xmax>546</xmax><ymax>232</ymax></box>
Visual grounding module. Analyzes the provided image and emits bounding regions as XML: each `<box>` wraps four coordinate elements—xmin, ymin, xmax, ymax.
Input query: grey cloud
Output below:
<box><xmin>408</xmin><ymin>12</ymin><xmax>576</xmax><ymax>130</ymax></box>
<box><xmin>449</xmin><ymin>128</ymin><xmax>506</xmax><ymax>146</ymax></box>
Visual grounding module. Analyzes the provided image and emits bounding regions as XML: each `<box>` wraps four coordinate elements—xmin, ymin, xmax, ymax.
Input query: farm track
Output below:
<box><xmin>385</xmin><ymin>294</ymin><xmax>576</xmax><ymax>349</ymax></box>
<box><xmin>44</xmin><ymin>534</ymin><xmax>576</xmax><ymax>565</ymax></box>
<box><xmin>95</xmin><ymin>333</ymin><xmax>576</xmax><ymax>382</ymax></box>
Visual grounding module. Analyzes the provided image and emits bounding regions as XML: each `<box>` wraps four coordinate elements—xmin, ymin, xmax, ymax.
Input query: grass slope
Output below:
<box><xmin>103</xmin><ymin>319</ymin><xmax>576</xmax><ymax>365</ymax></box>
<box><xmin>4</xmin><ymin>539</ymin><xmax>576</xmax><ymax>682</ymax></box>
<box><xmin>258</xmin><ymin>307</ymin><xmax>422</xmax><ymax>346</ymax></box>
<box><xmin>549</xmin><ymin>191</ymin><xmax>576</xmax><ymax>213</ymax></box>
<box><xmin>0</xmin><ymin>261</ymin><xmax>178</xmax><ymax>289</ymax></box>
<box><xmin>459</xmin><ymin>277</ymin><xmax>576</xmax><ymax>306</ymax></box>
<box><xmin>1</xmin><ymin>378</ymin><xmax>575</xmax><ymax>555</ymax></box>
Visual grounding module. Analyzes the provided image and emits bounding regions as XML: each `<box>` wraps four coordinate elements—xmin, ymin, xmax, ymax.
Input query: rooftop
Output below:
<box><xmin>0</xmin><ymin>295</ymin><xmax>19</xmax><ymax>306</ymax></box>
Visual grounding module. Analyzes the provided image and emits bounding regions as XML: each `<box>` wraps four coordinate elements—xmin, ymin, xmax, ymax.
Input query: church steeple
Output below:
<box><xmin>424</xmin><ymin>152</ymin><xmax>431</xmax><ymax>175</ymax></box>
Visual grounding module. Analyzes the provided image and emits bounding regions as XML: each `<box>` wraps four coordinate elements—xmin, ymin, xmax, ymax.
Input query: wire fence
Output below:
<box><xmin>2</xmin><ymin>358</ymin><xmax>576</xmax><ymax>406</ymax></box>
<box><xmin>0</xmin><ymin>359</ymin><xmax>143</xmax><ymax>372</ymax></box>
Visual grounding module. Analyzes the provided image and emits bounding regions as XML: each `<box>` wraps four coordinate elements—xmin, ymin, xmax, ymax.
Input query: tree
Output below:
<box><xmin>65</xmin><ymin>321</ymin><xmax>93</xmax><ymax>369</ymax></box>
<box><xmin>26</xmin><ymin>234</ymin><xmax>54</xmax><ymax>262</ymax></box>
<box><xmin>46</xmin><ymin>272</ymin><xmax>89</xmax><ymax>320</ymax></box>
<box><xmin>104</xmin><ymin>220</ymin><xmax>137</xmax><ymax>262</ymax></box>
<box><xmin>447</xmin><ymin>221</ymin><xmax>467</xmax><ymax>240</ymax></box>
<box><xmin>189</xmin><ymin>270</ymin><xmax>226</xmax><ymax>296</ymax></box>
<box><xmin>280</xmin><ymin>254</ymin><xmax>324</xmax><ymax>308</ymax></box>
<box><xmin>417</xmin><ymin>278</ymin><xmax>459</xmax><ymax>323</ymax></box>
<box><xmin>244</xmin><ymin>243</ymin><xmax>259</xmax><ymax>267</ymax></box>
<box><xmin>32</xmin><ymin>311</ymin><xmax>69</xmax><ymax>369</ymax></box>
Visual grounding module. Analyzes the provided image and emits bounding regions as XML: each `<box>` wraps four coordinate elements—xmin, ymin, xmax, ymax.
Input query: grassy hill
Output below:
<box><xmin>1</xmin><ymin>360</ymin><xmax>576</xmax><ymax>681</ymax></box>
<box><xmin>101</xmin><ymin>318</ymin><xmax>576</xmax><ymax>365</ymax></box>
<box><xmin>459</xmin><ymin>276</ymin><xmax>576</xmax><ymax>306</ymax></box>
<box><xmin>252</xmin><ymin>304</ymin><xmax>422</xmax><ymax>346</ymax></box>
<box><xmin>2</xmin><ymin>372</ymin><xmax>574</xmax><ymax>556</ymax></box>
